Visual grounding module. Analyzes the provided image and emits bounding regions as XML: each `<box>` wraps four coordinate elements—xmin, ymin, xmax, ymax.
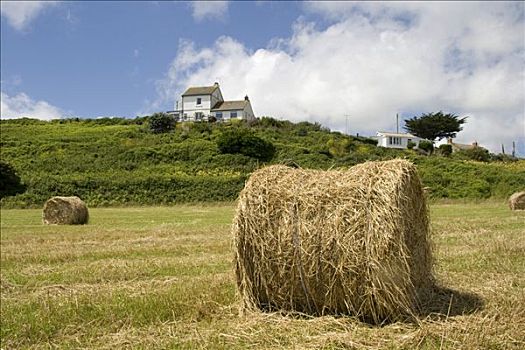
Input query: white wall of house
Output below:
<box><xmin>212</xmin><ymin>110</ymin><xmax>243</xmax><ymax>120</ymax></box>
<box><xmin>211</xmin><ymin>102</ymin><xmax>255</xmax><ymax>121</ymax></box>
<box><xmin>181</xmin><ymin>95</ymin><xmax>212</xmax><ymax>120</ymax></box>
<box><xmin>377</xmin><ymin>133</ymin><xmax>422</xmax><ymax>149</ymax></box>
<box><xmin>243</xmin><ymin>102</ymin><xmax>255</xmax><ymax>121</ymax></box>
<box><xmin>211</xmin><ymin>89</ymin><xmax>223</xmax><ymax>110</ymax></box>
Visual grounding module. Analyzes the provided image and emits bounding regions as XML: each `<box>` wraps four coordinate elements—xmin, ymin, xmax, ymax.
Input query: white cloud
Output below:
<box><xmin>190</xmin><ymin>1</ymin><xmax>229</xmax><ymax>22</ymax></box>
<box><xmin>0</xmin><ymin>1</ymin><xmax>58</xmax><ymax>31</ymax></box>
<box><xmin>156</xmin><ymin>2</ymin><xmax>524</xmax><ymax>155</ymax></box>
<box><xmin>1</xmin><ymin>92</ymin><xmax>64</xmax><ymax>120</ymax></box>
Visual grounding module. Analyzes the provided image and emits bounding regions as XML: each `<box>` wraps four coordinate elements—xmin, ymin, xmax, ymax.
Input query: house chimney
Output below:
<box><xmin>244</xmin><ymin>95</ymin><xmax>249</xmax><ymax>101</ymax></box>
<box><xmin>472</xmin><ymin>141</ymin><xmax>478</xmax><ymax>147</ymax></box>
<box><xmin>214</xmin><ymin>82</ymin><xmax>219</xmax><ymax>87</ymax></box>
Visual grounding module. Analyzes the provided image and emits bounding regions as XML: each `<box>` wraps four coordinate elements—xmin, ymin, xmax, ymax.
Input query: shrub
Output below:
<box><xmin>455</xmin><ymin>147</ymin><xmax>491</xmax><ymax>162</ymax></box>
<box><xmin>438</xmin><ymin>144</ymin><xmax>452</xmax><ymax>156</ymax></box>
<box><xmin>491</xmin><ymin>153</ymin><xmax>518</xmax><ymax>162</ymax></box>
<box><xmin>0</xmin><ymin>161</ymin><xmax>26</xmax><ymax>199</ymax></box>
<box><xmin>418</xmin><ymin>140</ymin><xmax>434</xmax><ymax>154</ymax></box>
<box><xmin>217</xmin><ymin>129</ymin><xmax>275</xmax><ymax>162</ymax></box>
<box><xmin>149</xmin><ymin>113</ymin><xmax>176</xmax><ymax>134</ymax></box>
<box><xmin>353</xmin><ymin>136</ymin><xmax>378</xmax><ymax>146</ymax></box>
<box><xmin>327</xmin><ymin>138</ymin><xmax>354</xmax><ymax>158</ymax></box>
<box><xmin>296</xmin><ymin>128</ymin><xmax>308</xmax><ymax>136</ymax></box>
<box><xmin>257</xmin><ymin>117</ymin><xmax>284</xmax><ymax>128</ymax></box>
<box><xmin>295</xmin><ymin>121</ymin><xmax>322</xmax><ymax>132</ymax></box>
<box><xmin>407</xmin><ymin>141</ymin><xmax>416</xmax><ymax>150</ymax></box>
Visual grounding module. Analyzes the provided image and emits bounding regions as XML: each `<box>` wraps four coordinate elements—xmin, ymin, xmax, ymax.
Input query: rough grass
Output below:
<box><xmin>1</xmin><ymin>203</ymin><xmax>524</xmax><ymax>349</ymax></box>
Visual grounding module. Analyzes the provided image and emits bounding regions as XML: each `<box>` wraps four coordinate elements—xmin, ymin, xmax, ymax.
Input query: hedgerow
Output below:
<box><xmin>1</xmin><ymin>118</ymin><xmax>523</xmax><ymax>207</ymax></box>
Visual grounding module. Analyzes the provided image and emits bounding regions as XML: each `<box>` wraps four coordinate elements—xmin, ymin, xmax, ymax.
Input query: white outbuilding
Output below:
<box><xmin>376</xmin><ymin>131</ymin><xmax>424</xmax><ymax>149</ymax></box>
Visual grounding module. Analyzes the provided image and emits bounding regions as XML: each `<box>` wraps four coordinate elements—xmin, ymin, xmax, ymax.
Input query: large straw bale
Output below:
<box><xmin>43</xmin><ymin>196</ymin><xmax>89</xmax><ymax>225</ymax></box>
<box><xmin>233</xmin><ymin>159</ymin><xmax>433</xmax><ymax>323</ymax></box>
<box><xmin>509</xmin><ymin>191</ymin><xmax>525</xmax><ymax>210</ymax></box>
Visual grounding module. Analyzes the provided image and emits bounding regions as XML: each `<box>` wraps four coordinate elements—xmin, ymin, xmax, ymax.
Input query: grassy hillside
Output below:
<box><xmin>1</xmin><ymin>117</ymin><xmax>524</xmax><ymax>207</ymax></box>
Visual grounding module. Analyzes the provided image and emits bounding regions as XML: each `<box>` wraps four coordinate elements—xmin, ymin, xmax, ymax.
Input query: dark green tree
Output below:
<box><xmin>0</xmin><ymin>161</ymin><xmax>26</xmax><ymax>199</ymax></box>
<box><xmin>217</xmin><ymin>129</ymin><xmax>275</xmax><ymax>162</ymax></box>
<box><xmin>404</xmin><ymin>111</ymin><xmax>467</xmax><ymax>142</ymax></box>
<box><xmin>148</xmin><ymin>112</ymin><xmax>176</xmax><ymax>133</ymax></box>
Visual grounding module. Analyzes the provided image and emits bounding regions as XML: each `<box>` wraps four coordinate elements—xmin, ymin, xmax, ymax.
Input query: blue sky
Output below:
<box><xmin>1</xmin><ymin>2</ymin><xmax>303</xmax><ymax>117</ymax></box>
<box><xmin>1</xmin><ymin>1</ymin><xmax>524</xmax><ymax>155</ymax></box>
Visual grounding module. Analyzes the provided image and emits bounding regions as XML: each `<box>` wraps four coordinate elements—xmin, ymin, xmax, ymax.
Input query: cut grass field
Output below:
<box><xmin>1</xmin><ymin>202</ymin><xmax>524</xmax><ymax>349</ymax></box>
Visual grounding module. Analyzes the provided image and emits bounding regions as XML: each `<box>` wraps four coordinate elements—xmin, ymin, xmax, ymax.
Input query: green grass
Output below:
<box><xmin>1</xmin><ymin>203</ymin><xmax>524</xmax><ymax>349</ymax></box>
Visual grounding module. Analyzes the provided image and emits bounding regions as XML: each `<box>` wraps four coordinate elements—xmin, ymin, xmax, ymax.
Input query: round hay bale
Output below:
<box><xmin>509</xmin><ymin>191</ymin><xmax>525</xmax><ymax>210</ymax></box>
<box><xmin>43</xmin><ymin>196</ymin><xmax>89</xmax><ymax>225</ymax></box>
<box><xmin>233</xmin><ymin>159</ymin><xmax>433</xmax><ymax>323</ymax></box>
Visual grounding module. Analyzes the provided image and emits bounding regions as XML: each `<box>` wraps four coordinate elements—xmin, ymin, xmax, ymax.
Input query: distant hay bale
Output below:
<box><xmin>233</xmin><ymin>159</ymin><xmax>433</xmax><ymax>323</ymax></box>
<box><xmin>43</xmin><ymin>196</ymin><xmax>89</xmax><ymax>225</ymax></box>
<box><xmin>509</xmin><ymin>191</ymin><xmax>525</xmax><ymax>210</ymax></box>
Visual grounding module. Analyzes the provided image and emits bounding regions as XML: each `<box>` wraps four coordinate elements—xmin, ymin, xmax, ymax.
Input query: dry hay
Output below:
<box><xmin>233</xmin><ymin>159</ymin><xmax>433</xmax><ymax>324</ymax></box>
<box><xmin>42</xmin><ymin>196</ymin><xmax>89</xmax><ymax>225</ymax></box>
<box><xmin>508</xmin><ymin>191</ymin><xmax>525</xmax><ymax>210</ymax></box>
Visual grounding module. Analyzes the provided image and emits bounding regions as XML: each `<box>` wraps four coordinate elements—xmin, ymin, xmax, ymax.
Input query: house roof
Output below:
<box><xmin>377</xmin><ymin>131</ymin><xmax>419</xmax><ymax>138</ymax></box>
<box><xmin>182</xmin><ymin>85</ymin><xmax>219</xmax><ymax>96</ymax></box>
<box><xmin>211</xmin><ymin>100</ymin><xmax>248</xmax><ymax>111</ymax></box>
<box><xmin>450</xmin><ymin>142</ymin><xmax>476</xmax><ymax>150</ymax></box>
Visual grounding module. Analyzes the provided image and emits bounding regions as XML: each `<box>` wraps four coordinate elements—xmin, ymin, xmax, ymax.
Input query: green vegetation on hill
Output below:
<box><xmin>1</xmin><ymin>117</ymin><xmax>523</xmax><ymax>207</ymax></box>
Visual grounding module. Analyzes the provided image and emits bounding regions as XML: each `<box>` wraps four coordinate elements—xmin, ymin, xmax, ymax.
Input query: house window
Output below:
<box><xmin>216</xmin><ymin>112</ymin><xmax>223</xmax><ymax>119</ymax></box>
<box><xmin>195</xmin><ymin>112</ymin><xmax>203</xmax><ymax>120</ymax></box>
<box><xmin>196</xmin><ymin>98</ymin><xmax>202</xmax><ymax>105</ymax></box>
<box><xmin>231</xmin><ymin>111</ymin><xmax>238</xmax><ymax>118</ymax></box>
<box><xmin>388</xmin><ymin>137</ymin><xmax>401</xmax><ymax>145</ymax></box>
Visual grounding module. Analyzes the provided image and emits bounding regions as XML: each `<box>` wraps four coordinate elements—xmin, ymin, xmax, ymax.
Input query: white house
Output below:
<box><xmin>168</xmin><ymin>82</ymin><xmax>255</xmax><ymax>122</ymax></box>
<box><xmin>446</xmin><ymin>137</ymin><xmax>480</xmax><ymax>153</ymax></box>
<box><xmin>376</xmin><ymin>131</ymin><xmax>423</xmax><ymax>149</ymax></box>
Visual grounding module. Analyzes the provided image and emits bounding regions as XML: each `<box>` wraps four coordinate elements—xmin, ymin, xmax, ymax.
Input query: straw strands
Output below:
<box><xmin>42</xmin><ymin>196</ymin><xmax>89</xmax><ymax>225</ymax></box>
<box><xmin>509</xmin><ymin>191</ymin><xmax>525</xmax><ymax>210</ymax></box>
<box><xmin>233</xmin><ymin>159</ymin><xmax>433</xmax><ymax>323</ymax></box>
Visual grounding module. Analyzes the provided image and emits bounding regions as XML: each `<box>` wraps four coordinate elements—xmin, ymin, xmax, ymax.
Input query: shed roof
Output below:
<box><xmin>450</xmin><ymin>142</ymin><xmax>476</xmax><ymax>150</ymax></box>
<box><xmin>377</xmin><ymin>131</ymin><xmax>418</xmax><ymax>138</ymax></box>
<box><xmin>211</xmin><ymin>100</ymin><xmax>248</xmax><ymax>111</ymax></box>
